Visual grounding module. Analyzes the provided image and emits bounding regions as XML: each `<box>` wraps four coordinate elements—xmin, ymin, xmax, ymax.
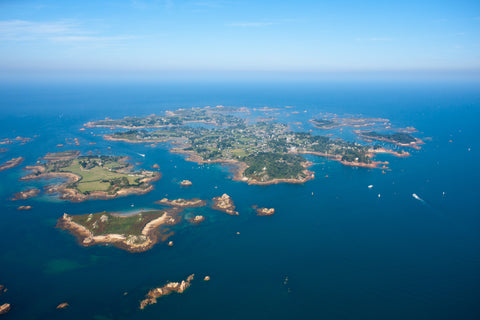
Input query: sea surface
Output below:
<box><xmin>0</xmin><ymin>80</ymin><xmax>479</xmax><ymax>319</ymax></box>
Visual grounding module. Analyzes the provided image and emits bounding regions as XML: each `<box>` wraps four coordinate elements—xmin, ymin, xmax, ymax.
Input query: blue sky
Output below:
<box><xmin>0</xmin><ymin>0</ymin><xmax>479</xmax><ymax>79</ymax></box>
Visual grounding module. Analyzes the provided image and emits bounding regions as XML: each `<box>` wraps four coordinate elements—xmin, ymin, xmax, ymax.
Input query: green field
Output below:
<box><xmin>72</xmin><ymin>210</ymin><xmax>165</xmax><ymax>236</ymax></box>
<box><xmin>44</xmin><ymin>155</ymin><xmax>155</xmax><ymax>195</ymax></box>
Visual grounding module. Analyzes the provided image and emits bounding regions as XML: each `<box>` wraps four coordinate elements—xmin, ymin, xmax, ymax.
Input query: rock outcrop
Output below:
<box><xmin>56</xmin><ymin>302</ymin><xmax>69</xmax><ymax>309</ymax></box>
<box><xmin>256</xmin><ymin>207</ymin><xmax>275</xmax><ymax>216</ymax></box>
<box><xmin>155</xmin><ymin>198</ymin><xmax>206</xmax><ymax>208</ymax></box>
<box><xmin>179</xmin><ymin>180</ymin><xmax>192</xmax><ymax>186</ymax></box>
<box><xmin>0</xmin><ymin>157</ymin><xmax>24</xmax><ymax>172</ymax></box>
<box><xmin>0</xmin><ymin>303</ymin><xmax>11</xmax><ymax>315</ymax></box>
<box><xmin>212</xmin><ymin>194</ymin><xmax>238</xmax><ymax>215</ymax></box>
<box><xmin>139</xmin><ymin>274</ymin><xmax>194</xmax><ymax>309</ymax></box>
<box><xmin>188</xmin><ymin>215</ymin><xmax>205</xmax><ymax>224</ymax></box>
<box><xmin>11</xmin><ymin>188</ymin><xmax>40</xmax><ymax>201</ymax></box>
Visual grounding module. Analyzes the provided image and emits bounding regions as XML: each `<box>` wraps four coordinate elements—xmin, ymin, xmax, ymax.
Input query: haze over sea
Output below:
<box><xmin>0</xmin><ymin>79</ymin><xmax>479</xmax><ymax>319</ymax></box>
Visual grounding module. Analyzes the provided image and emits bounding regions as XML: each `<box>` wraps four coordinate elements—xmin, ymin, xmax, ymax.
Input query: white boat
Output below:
<box><xmin>368</xmin><ymin>185</ymin><xmax>373</xmax><ymax>189</ymax></box>
<box><xmin>412</xmin><ymin>193</ymin><xmax>421</xmax><ymax>201</ymax></box>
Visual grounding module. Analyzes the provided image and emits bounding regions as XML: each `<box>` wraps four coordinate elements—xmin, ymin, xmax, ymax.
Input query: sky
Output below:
<box><xmin>0</xmin><ymin>0</ymin><xmax>479</xmax><ymax>80</ymax></box>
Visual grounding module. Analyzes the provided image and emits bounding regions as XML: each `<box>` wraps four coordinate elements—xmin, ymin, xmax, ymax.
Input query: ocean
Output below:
<box><xmin>0</xmin><ymin>80</ymin><xmax>479</xmax><ymax>319</ymax></box>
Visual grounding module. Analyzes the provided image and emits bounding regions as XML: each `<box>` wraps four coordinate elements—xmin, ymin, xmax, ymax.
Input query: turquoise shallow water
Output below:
<box><xmin>0</xmin><ymin>81</ymin><xmax>479</xmax><ymax>319</ymax></box>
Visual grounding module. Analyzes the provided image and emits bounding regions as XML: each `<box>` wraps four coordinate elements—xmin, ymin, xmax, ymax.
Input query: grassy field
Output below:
<box><xmin>72</xmin><ymin>210</ymin><xmax>165</xmax><ymax>236</ymax></box>
<box><xmin>45</xmin><ymin>156</ymin><xmax>152</xmax><ymax>194</ymax></box>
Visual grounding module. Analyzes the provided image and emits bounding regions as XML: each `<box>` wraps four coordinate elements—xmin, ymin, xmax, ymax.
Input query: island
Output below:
<box><xmin>155</xmin><ymin>198</ymin><xmax>206</xmax><ymax>208</ymax></box>
<box><xmin>139</xmin><ymin>274</ymin><xmax>194</xmax><ymax>310</ymax></box>
<box><xmin>212</xmin><ymin>194</ymin><xmax>238</xmax><ymax>215</ymax></box>
<box><xmin>0</xmin><ymin>303</ymin><xmax>10</xmax><ymax>315</ymax></box>
<box><xmin>56</xmin><ymin>302</ymin><xmax>69</xmax><ymax>309</ymax></box>
<box><xmin>42</xmin><ymin>150</ymin><xmax>80</xmax><ymax>161</ymax></box>
<box><xmin>17</xmin><ymin>206</ymin><xmax>32</xmax><ymax>211</ymax></box>
<box><xmin>11</xmin><ymin>188</ymin><xmax>40</xmax><ymax>201</ymax></box>
<box><xmin>0</xmin><ymin>157</ymin><xmax>24</xmax><ymax>172</ymax></box>
<box><xmin>255</xmin><ymin>207</ymin><xmax>275</xmax><ymax>216</ymax></box>
<box><xmin>179</xmin><ymin>179</ymin><xmax>193</xmax><ymax>186</ymax></box>
<box><xmin>85</xmin><ymin>106</ymin><xmax>246</xmax><ymax>129</ymax></box>
<box><xmin>188</xmin><ymin>215</ymin><xmax>205</xmax><ymax>224</ymax></box>
<box><xmin>310</xmin><ymin>116</ymin><xmax>389</xmax><ymax>129</ymax></box>
<box><xmin>356</xmin><ymin>131</ymin><xmax>424</xmax><ymax>149</ymax></box>
<box><xmin>309</xmin><ymin>118</ymin><xmax>340</xmax><ymax>129</ymax></box>
<box><xmin>57</xmin><ymin>209</ymin><xmax>180</xmax><ymax>253</ymax></box>
<box><xmin>21</xmin><ymin>152</ymin><xmax>160</xmax><ymax>202</ymax></box>
<box><xmin>85</xmin><ymin>107</ymin><xmax>422</xmax><ymax>184</ymax></box>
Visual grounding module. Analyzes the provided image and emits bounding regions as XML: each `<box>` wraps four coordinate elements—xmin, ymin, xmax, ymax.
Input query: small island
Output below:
<box><xmin>56</xmin><ymin>302</ymin><xmax>69</xmax><ymax>309</ymax></box>
<box><xmin>140</xmin><ymin>274</ymin><xmax>194</xmax><ymax>310</ymax></box>
<box><xmin>357</xmin><ymin>131</ymin><xmax>424</xmax><ymax>149</ymax></box>
<box><xmin>212</xmin><ymin>194</ymin><xmax>238</xmax><ymax>215</ymax></box>
<box><xmin>310</xmin><ymin>116</ymin><xmax>390</xmax><ymax>129</ymax></box>
<box><xmin>0</xmin><ymin>303</ymin><xmax>11</xmax><ymax>315</ymax></box>
<box><xmin>179</xmin><ymin>179</ymin><xmax>193</xmax><ymax>186</ymax></box>
<box><xmin>188</xmin><ymin>215</ymin><xmax>205</xmax><ymax>224</ymax></box>
<box><xmin>17</xmin><ymin>206</ymin><xmax>32</xmax><ymax>211</ymax></box>
<box><xmin>42</xmin><ymin>150</ymin><xmax>80</xmax><ymax>161</ymax></box>
<box><xmin>255</xmin><ymin>207</ymin><xmax>275</xmax><ymax>216</ymax></box>
<box><xmin>21</xmin><ymin>152</ymin><xmax>160</xmax><ymax>202</ymax></box>
<box><xmin>11</xmin><ymin>188</ymin><xmax>40</xmax><ymax>201</ymax></box>
<box><xmin>57</xmin><ymin>209</ymin><xmax>180</xmax><ymax>253</ymax></box>
<box><xmin>309</xmin><ymin>118</ymin><xmax>340</xmax><ymax>129</ymax></box>
<box><xmin>0</xmin><ymin>157</ymin><xmax>24</xmax><ymax>172</ymax></box>
<box><xmin>155</xmin><ymin>198</ymin><xmax>206</xmax><ymax>208</ymax></box>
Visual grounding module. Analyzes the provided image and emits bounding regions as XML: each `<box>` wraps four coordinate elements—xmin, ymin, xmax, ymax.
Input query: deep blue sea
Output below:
<box><xmin>0</xmin><ymin>80</ymin><xmax>479</xmax><ymax>319</ymax></box>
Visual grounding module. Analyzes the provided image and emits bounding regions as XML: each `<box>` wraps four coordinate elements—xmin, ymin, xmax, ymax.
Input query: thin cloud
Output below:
<box><xmin>49</xmin><ymin>35</ymin><xmax>136</xmax><ymax>43</ymax></box>
<box><xmin>0</xmin><ymin>19</ymin><xmax>135</xmax><ymax>45</ymax></box>
<box><xmin>131</xmin><ymin>0</ymin><xmax>173</xmax><ymax>10</ymax></box>
<box><xmin>0</xmin><ymin>20</ymin><xmax>82</xmax><ymax>40</ymax></box>
<box><xmin>355</xmin><ymin>37</ymin><xmax>392</xmax><ymax>42</ymax></box>
<box><xmin>227</xmin><ymin>22</ymin><xmax>274</xmax><ymax>27</ymax></box>
<box><xmin>191</xmin><ymin>1</ymin><xmax>225</xmax><ymax>8</ymax></box>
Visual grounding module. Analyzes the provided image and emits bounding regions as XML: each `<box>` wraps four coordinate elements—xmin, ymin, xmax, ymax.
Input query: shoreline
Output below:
<box><xmin>368</xmin><ymin>147</ymin><xmax>410</xmax><ymax>157</ymax></box>
<box><xmin>103</xmin><ymin>132</ymin><xmax>397</xmax><ymax>186</ymax></box>
<box><xmin>0</xmin><ymin>157</ymin><xmax>24</xmax><ymax>172</ymax></box>
<box><xmin>56</xmin><ymin>211</ymin><xmax>176</xmax><ymax>253</ymax></box>
<box><xmin>86</xmin><ymin>119</ymin><xmax>220</xmax><ymax>130</ymax></box>
<box><xmin>155</xmin><ymin>198</ymin><xmax>206</xmax><ymax>208</ymax></box>
<box><xmin>171</xmin><ymin>148</ymin><xmax>315</xmax><ymax>185</ymax></box>
<box><xmin>294</xmin><ymin>151</ymin><xmax>386</xmax><ymax>169</ymax></box>
<box><xmin>21</xmin><ymin>166</ymin><xmax>161</xmax><ymax>202</ymax></box>
<box><xmin>356</xmin><ymin>131</ymin><xmax>425</xmax><ymax>150</ymax></box>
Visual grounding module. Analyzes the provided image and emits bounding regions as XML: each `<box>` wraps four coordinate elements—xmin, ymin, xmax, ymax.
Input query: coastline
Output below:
<box><xmin>56</xmin><ymin>211</ymin><xmax>176</xmax><ymax>253</ymax></box>
<box><xmin>170</xmin><ymin>148</ymin><xmax>315</xmax><ymax>185</ymax></box>
<box><xmin>368</xmin><ymin>147</ymin><xmax>411</xmax><ymax>157</ymax></box>
<box><xmin>0</xmin><ymin>157</ymin><xmax>24</xmax><ymax>172</ymax></box>
<box><xmin>155</xmin><ymin>198</ymin><xmax>206</xmax><ymax>208</ymax></box>
<box><xmin>21</xmin><ymin>166</ymin><xmax>161</xmax><ymax>202</ymax></box>
<box><xmin>294</xmin><ymin>151</ymin><xmax>386</xmax><ymax>169</ymax></box>
<box><xmin>356</xmin><ymin>131</ymin><xmax>425</xmax><ymax>150</ymax></box>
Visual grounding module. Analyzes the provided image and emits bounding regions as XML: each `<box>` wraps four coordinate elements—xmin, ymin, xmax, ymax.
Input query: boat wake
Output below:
<box><xmin>412</xmin><ymin>193</ymin><xmax>425</xmax><ymax>204</ymax></box>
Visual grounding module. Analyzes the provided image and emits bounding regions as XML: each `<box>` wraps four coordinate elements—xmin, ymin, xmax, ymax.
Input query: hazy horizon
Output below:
<box><xmin>1</xmin><ymin>0</ymin><xmax>479</xmax><ymax>82</ymax></box>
